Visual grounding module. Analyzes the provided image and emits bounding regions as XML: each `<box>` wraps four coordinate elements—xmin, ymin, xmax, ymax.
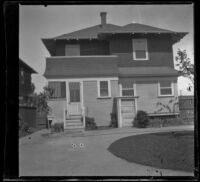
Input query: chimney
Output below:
<box><xmin>100</xmin><ymin>12</ymin><xmax>107</xmax><ymax>27</ymax></box>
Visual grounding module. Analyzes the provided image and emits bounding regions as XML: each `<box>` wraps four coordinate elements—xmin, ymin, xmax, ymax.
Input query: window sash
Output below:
<box><xmin>65</xmin><ymin>44</ymin><xmax>80</xmax><ymax>56</ymax></box>
<box><xmin>98</xmin><ymin>80</ymin><xmax>110</xmax><ymax>97</ymax></box>
<box><xmin>100</xmin><ymin>81</ymin><xmax>109</xmax><ymax>97</ymax></box>
<box><xmin>122</xmin><ymin>85</ymin><xmax>134</xmax><ymax>97</ymax></box>
<box><xmin>160</xmin><ymin>88</ymin><xmax>172</xmax><ymax>95</ymax></box>
<box><xmin>160</xmin><ymin>81</ymin><xmax>171</xmax><ymax>88</ymax></box>
<box><xmin>159</xmin><ymin>82</ymin><xmax>173</xmax><ymax>96</ymax></box>
<box><xmin>48</xmin><ymin>81</ymin><xmax>66</xmax><ymax>98</ymax></box>
<box><xmin>133</xmin><ymin>39</ymin><xmax>148</xmax><ymax>60</ymax></box>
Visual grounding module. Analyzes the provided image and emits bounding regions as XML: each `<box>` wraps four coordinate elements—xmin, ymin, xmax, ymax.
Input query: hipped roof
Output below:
<box><xmin>42</xmin><ymin>23</ymin><xmax>187</xmax><ymax>55</ymax></box>
<box><xmin>44</xmin><ymin>57</ymin><xmax>180</xmax><ymax>78</ymax></box>
<box><xmin>44</xmin><ymin>57</ymin><xmax>119</xmax><ymax>78</ymax></box>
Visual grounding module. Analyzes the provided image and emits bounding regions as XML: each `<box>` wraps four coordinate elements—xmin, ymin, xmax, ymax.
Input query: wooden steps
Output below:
<box><xmin>65</xmin><ymin>114</ymin><xmax>84</xmax><ymax>130</ymax></box>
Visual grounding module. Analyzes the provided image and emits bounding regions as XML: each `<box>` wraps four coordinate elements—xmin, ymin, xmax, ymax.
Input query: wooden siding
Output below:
<box><xmin>55</xmin><ymin>40</ymin><xmax>109</xmax><ymax>56</ymax></box>
<box><xmin>83</xmin><ymin>80</ymin><xmax>119</xmax><ymax>126</ymax></box>
<box><xmin>110</xmin><ymin>34</ymin><xmax>174</xmax><ymax>67</ymax></box>
<box><xmin>136</xmin><ymin>81</ymin><xmax>178</xmax><ymax>114</ymax></box>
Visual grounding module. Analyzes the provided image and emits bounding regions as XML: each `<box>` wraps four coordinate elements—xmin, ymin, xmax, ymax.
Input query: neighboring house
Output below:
<box><xmin>179</xmin><ymin>95</ymin><xmax>194</xmax><ymax>120</ymax></box>
<box><xmin>42</xmin><ymin>12</ymin><xmax>187</xmax><ymax>129</ymax></box>
<box><xmin>19</xmin><ymin>58</ymin><xmax>37</xmax><ymax>128</ymax></box>
<box><xmin>19</xmin><ymin>58</ymin><xmax>37</xmax><ymax>103</ymax></box>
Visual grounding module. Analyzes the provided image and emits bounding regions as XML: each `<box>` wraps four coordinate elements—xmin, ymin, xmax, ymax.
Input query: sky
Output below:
<box><xmin>19</xmin><ymin>4</ymin><xmax>194</xmax><ymax>95</ymax></box>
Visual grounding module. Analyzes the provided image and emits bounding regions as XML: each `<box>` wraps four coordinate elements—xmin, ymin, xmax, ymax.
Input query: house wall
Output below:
<box><xmin>83</xmin><ymin>80</ymin><xmax>119</xmax><ymax>126</ymax></box>
<box><xmin>55</xmin><ymin>40</ymin><xmax>109</xmax><ymax>56</ymax></box>
<box><xmin>48</xmin><ymin>99</ymin><xmax>66</xmax><ymax>125</ymax></box>
<box><xmin>109</xmin><ymin>34</ymin><xmax>174</xmax><ymax>67</ymax></box>
<box><xmin>136</xmin><ymin>80</ymin><xmax>178</xmax><ymax>114</ymax></box>
<box><xmin>119</xmin><ymin>77</ymin><xmax>178</xmax><ymax>114</ymax></box>
<box><xmin>19</xmin><ymin>68</ymin><xmax>32</xmax><ymax>96</ymax></box>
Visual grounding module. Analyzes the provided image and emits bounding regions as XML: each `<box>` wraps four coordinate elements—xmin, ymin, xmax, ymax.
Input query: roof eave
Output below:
<box><xmin>19</xmin><ymin>58</ymin><xmax>37</xmax><ymax>74</ymax></box>
<box><xmin>41</xmin><ymin>38</ymin><xmax>56</xmax><ymax>56</ymax></box>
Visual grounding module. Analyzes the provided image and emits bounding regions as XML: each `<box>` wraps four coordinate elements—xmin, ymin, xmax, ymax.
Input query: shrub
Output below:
<box><xmin>133</xmin><ymin>110</ymin><xmax>149</xmax><ymax>128</ymax></box>
<box><xmin>19</xmin><ymin>114</ymin><xmax>29</xmax><ymax>132</ymax></box>
<box><xmin>148</xmin><ymin>116</ymin><xmax>189</xmax><ymax>127</ymax></box>
<box><xmin>51</xmin><ymin>123</ymin><xmax>64</xmax><ymax>133</ymax></box>
<box><xmin>109</xmin><ymin>112</ymin><xmax>117</xmax><ymax>128</ymax></box>
<box><xmin>163</xmin><ymin>117</ymin><xmax>184</xmax><ymax>126</ymax></box>
<box><xmin>84</xmin><ymin>117</ymin><xmax>97</xmax><ymax>130</ymax></box>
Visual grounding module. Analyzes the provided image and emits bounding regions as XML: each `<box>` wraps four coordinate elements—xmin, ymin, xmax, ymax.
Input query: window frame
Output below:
<box><xmin>132</xmin><ymin>38</ymin><xmax>149</xmax><ymax>60</ymax></box>
<box><xmin>158</xmin><ymin>81</ymin><xmax>174</xmax><ymax>97</ymax></box>
<box><xmin>121</xmin><ymin>82</ymin><xmax>135</xmax><ymax>97</ymax></box>
<box><xmin>48</xmin><ymin>81</ymin><xmax>66</xmax><ymax>99</ymax></box>
<box><xmin>97</xmin><ymin>80</ymin><xmax>111</xmax><ymax>98</ymax></box>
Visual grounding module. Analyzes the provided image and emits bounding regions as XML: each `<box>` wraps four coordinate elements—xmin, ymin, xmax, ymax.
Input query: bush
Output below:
<box><xmin>51</xmin><ymin>123</ymin><xmax>64</xmax><ymax>133</ymax></box>
<box><xmin>148</xmin><ymin>118</ymin><xmax>164</xmax><ymax>128</ymax></box>
<box><xmin>84</xmin><ymin>117</ymin><xmax>97</xmax><ymax>130</ymax></box>
<box><xmin>163</xmin><ymin>117</ymin><xmax>184</xmax><ymax>126</ymax></box>
<box><xmin>148</xmin><ymin>116</ymin><xmax>191</xmax><ymax>127</ymax></box>
<box><xmin>109</xmin><ymin>112</ymin><xmax>117</xmax><ymax>128</ymax></box>
<box><xmin>19</xmin><ymin>114</ymin><xmax>29</xmax><ymax>132</ymax></box>
<box><xmin>133</xmin><ymin>110</ymin><xmax>149</xmax><ymax>128</ymax></box>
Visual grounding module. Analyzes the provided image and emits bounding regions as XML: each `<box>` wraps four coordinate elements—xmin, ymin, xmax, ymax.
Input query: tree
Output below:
<box><xmin>34</xmin><ymin>86</ymin><xmax>54</xmax><ymax>114</ymax></box>
<box><xmin>175</xmin><ymin>49</ymin><xmax>194</xmax><ymax>91</ymax></box>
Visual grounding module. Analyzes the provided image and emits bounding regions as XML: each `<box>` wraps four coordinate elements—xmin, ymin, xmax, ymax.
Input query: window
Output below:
<box><xmin>97</xmin><ymin>80</ymin><xmax>111</xmax><ymax>98</ymax></box>
<box><xmin>48</xmin><ymin>81</ymin><xmax>66</xmax><ymax>98</ymax></box>
<box><xmin>159</xmin><ymin>81</ymin><xmax>174</xmax><ymax>96</ymax></box>
<box><xmin>121</xmin><ymin>82</ymin><xmax>134</xmax><ymax>97</ymax></box>
<box><xmin>65</xmin><ymin>44</ymin><xmax>80</xmax><ymax>56</ymax></box>
<box><xmin>132</xmin><ymin>39</ymin><xmax>148</xmax><ymax>60</ymax></box>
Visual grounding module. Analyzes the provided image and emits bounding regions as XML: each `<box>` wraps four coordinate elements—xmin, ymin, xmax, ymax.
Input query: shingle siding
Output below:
<box><xmin>55</xmin><ymin>40</ymin><xmax>110</xmax><ymax>56</ymax></box>
<box><xmin>83</xmin><ymin>80</ymin><xmax>119</xmax><ymax>126</ymax></box>
<box><xmin>109</xmin><ymin>34</ymin><xmax>174</xmax><ymax>67</ymax></box>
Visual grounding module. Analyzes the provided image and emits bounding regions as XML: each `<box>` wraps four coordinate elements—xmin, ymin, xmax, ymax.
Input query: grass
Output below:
<box><xmin>108</xmin><ymin>130</ymin><xmax>194</xmax><ymax>172</ymax></box>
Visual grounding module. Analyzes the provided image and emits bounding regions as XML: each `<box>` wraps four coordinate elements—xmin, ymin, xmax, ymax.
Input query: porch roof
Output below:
<box><xmin>119</xmin><ymin>67</ymin><xmax>180</xmax><ymax>77</ymax></box>
<box><xmin>44</xmin><ymin>57</ymin><xmax>119</xmax><ymax>78</ymax></box>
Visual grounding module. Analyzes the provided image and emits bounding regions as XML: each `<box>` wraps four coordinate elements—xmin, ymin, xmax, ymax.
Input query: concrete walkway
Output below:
<box><xmin>19</xmin><ymin>125</ymin><xmax>194</xmax><ymax>176</ymax></box>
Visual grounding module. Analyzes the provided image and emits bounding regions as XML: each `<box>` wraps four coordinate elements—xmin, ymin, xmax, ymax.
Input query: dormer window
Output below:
<box><xmin>65</xmin><ymin>44</ymin><xmax>80</xmax><ymax>56</ymax></box>
<box><xmin>132</xmin><ymin>39</ymin><xmax>148</xmax><ymax>60</ymax></box>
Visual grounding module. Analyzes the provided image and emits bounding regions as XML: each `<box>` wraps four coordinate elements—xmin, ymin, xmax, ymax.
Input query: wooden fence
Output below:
<box><xmin>36</xmin><ymin>111</ymin><xmax>47</xmax><ymax>129</ymax></box>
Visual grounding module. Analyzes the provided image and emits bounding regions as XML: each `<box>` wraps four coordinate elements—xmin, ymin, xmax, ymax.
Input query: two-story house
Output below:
<box><xmin>19</xmin><ymin>58</ymin><xmax>37</xmax><ymax>104</ymax></box>
<box><xmin>42</xmin><ymin>12</ymin><xmax>187</xmax><ymax>129</ymax></box>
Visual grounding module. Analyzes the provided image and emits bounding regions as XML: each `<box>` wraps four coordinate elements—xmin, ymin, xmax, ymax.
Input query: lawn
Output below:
<box><xmin>108</xmin><ymin>130</ymin><xmax>194</xmax><ymax>172</ymax></box>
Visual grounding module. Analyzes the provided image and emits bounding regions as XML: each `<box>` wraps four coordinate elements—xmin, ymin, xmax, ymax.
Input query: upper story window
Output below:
<box><xmin>48</xmin><ymin>81</ymin><xmax>66</xmax><ymax>99</ymax></box>
<box><xmin>158</xmin><ymin>81</ymin><xmax>174</xmax><ymax>96</ymax></box>
<box><xmin>97</xmin><ymin>80</ymin><xmax>111</xmax><ymax>98</ymax></box>
<box><xmin>121</xmin><ymin>82</ymin><xmax>135</xmax><ymax>97</ymax></box>
<box><xmin>65</xmin><ymin>44</ymin><xmax>80</xmax><ymax>56</ymax></box>
<box><xmin>132</xmin><ymin>39</ymin><xmax>148</xmax><ymax>60</ymax></box>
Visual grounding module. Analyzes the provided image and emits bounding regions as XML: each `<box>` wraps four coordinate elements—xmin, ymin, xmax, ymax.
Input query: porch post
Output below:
<box><xmin>118</xmin><ymin>98</ymin><xmax>122</xmax><ymax>128</ymax></box>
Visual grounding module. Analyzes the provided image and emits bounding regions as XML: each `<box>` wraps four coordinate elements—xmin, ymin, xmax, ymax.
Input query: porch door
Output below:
<box><xmin>121</xmin><ymin>98</ymin><xmax>136</xmax><ymax>127</ymax></box>
<box><xmin>68</xmin><ymin>82</ymin><xmax>82</xmax><ymax>115</ymax></box>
